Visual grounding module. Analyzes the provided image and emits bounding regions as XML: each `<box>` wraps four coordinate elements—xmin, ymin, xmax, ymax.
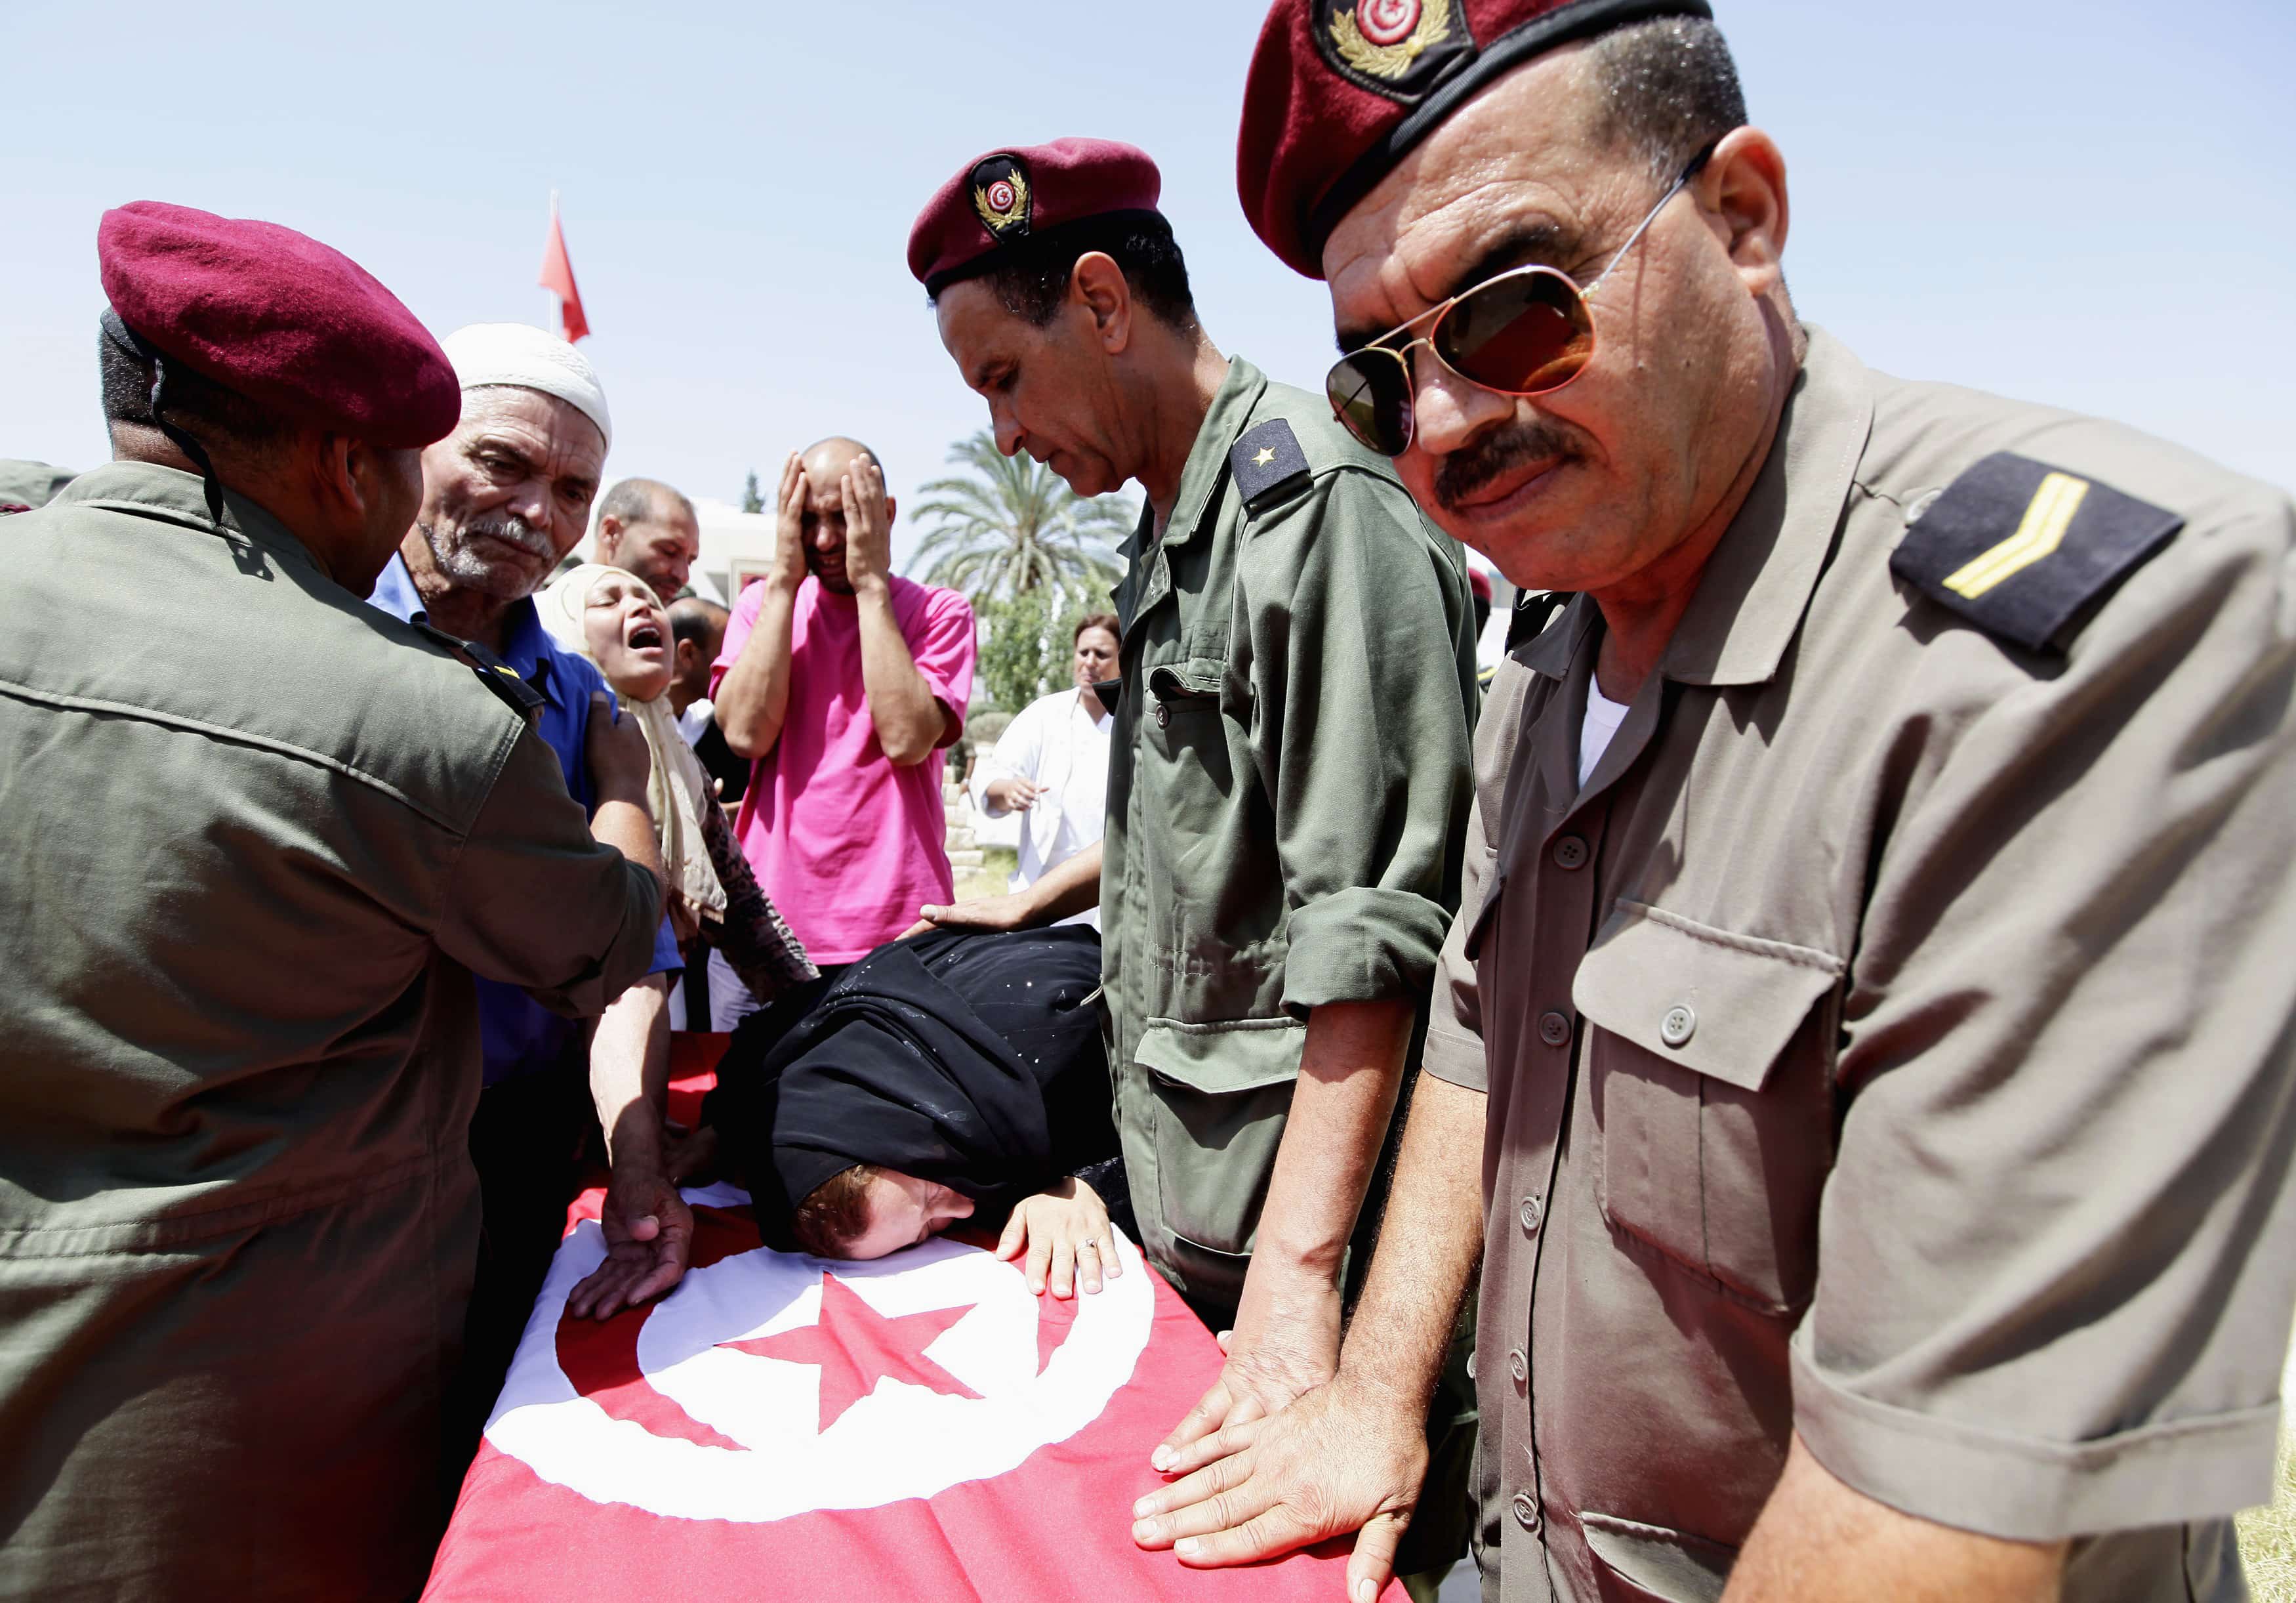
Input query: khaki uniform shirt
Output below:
<box><xmin>1102</xmin><ymin>356</ymin><xmax>1477</xmax><ymax>1320</ymax></box>
<box><xmin>0</xmin><ymin>465</ymin><xmax>663</xmax><ymax>1601</ymax></box>
<box><xmin>1432</xmin><ymin>330</ymin><xmax>2296</xmax><ymax>1602</ymax></box>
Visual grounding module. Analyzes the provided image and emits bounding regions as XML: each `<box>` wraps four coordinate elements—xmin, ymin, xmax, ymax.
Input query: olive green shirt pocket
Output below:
<box><xmin>1136</xmin><ymin>1017</ymin><xmax>1304</xmax><ymax>1267</ymax></box>
<box><xmin>1574</xmin><ymin>901</ymin><xmax>1842</xmax><ymax>1312</ymax></box>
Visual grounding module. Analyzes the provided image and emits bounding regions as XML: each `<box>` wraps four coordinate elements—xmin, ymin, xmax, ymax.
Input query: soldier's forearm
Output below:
<box><xmin>1725</xmin><ymin>1435</ymin><xmax>2066</xmax><ymax>1603</ymax></box>
<box><xmin>589</xmin><ymin>797</ymin><xmax>664</xmax><ymax>922</ymax></box>
<box><xmin>590</xmin><ymin>973</ymin><xmax>672</xmax><ymax>1174</ymax></box>
<box><xmin>1334</xmin><ymin>1071</ymin><xmax>1485</xmax><ymax>1412</ymax></box>
<box><xmin>1254</xmin><ymin>997</ymin><xmax>1414</xmax><ymax>1279</ymax></box>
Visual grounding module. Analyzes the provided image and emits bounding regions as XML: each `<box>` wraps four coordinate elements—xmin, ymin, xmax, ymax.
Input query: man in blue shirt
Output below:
<box><xmin>366</xmin><ymin>323</ymin><xmax>686</xmax><ymax>1467</ymax></box>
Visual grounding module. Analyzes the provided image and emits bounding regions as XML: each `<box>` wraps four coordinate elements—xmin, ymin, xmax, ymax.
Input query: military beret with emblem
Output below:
<box><xmin>97</xmin><ymin>200</ymin><xmax>461</xmax><ymax>448</ymax></box>
<box><xmin>1237</xmin><ymin>0</ymin><xmax>1714</xmax><ymax>279</ymax></box>
<box><xmin>907</xmin><ymin>137</ymin><xmax>1165</xmax><ymax>296</ymax></box>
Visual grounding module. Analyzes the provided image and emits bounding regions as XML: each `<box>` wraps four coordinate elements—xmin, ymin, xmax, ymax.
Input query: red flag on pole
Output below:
<box><xmin>539</xmin><ymin>196</ymin><xmax>590</xmax><ymax>343</ymax></box>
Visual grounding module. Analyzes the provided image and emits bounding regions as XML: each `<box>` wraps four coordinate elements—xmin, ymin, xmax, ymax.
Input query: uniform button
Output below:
<box><xmin>1507</xmin><ymin>1348</ymin><xmax>1528</xmax><ymax>1385</ymax></box>
<box><xmin>1518</xmin><ymin>1194</ymin><xmax>1543</xmax><ymax>1235</ymax></box>
<box><xmin>1660</xmin><ymin>1005</ymin><xmax>1697</xmax><ymax>1048</ymax></box>
<box><xmin>1464</xmin><ymin>1349</ymin><xmax>1477</xmax><ymax>1381</ymax></box>
<box><xmin>1511</xmin><ymin>1491</ymin><xmax>1542</xmax><ymax>1535</ymax></box>
<box><xmin>1537</xmin><ymin>1010</ymin><xmax>1572</xmax><ymax>1047</ymax></box>
<box><xmin>1551</xmin><ymin>835</ymin><xmax>1589</xmax><ymax>871</ymax></box>
<box><xmin>1153</xmin><ymin>703</ymin><xmax>1170</xmax><ymax>728</ymax></box>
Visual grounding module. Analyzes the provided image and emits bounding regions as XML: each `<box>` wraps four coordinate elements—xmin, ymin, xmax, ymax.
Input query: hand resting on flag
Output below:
<box><xmin>996</xmin><ymin>1175</ymin><xmax>1124</xmax><ymax>1297</ymax></box>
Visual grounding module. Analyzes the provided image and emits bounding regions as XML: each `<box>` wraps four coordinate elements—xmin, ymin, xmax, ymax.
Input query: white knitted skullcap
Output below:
<box><xmin>440</xmin><ymin>323</ymin><xmax>611</xmax><ymax>451</ymax></box>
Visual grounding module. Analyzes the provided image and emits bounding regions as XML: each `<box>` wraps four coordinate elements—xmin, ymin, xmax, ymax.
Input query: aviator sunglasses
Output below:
<box><xmin>1325</xmin><ymin>141</ymin><xmax>1719</xmax><ymax>458</ymax></box>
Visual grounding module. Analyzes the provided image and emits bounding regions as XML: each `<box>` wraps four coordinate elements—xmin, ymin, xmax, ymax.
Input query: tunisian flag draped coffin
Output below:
<box><xmin>425</xmin><ymin>1182</ymin><xmax>1397</xmax><ymax>1602</ymax></box>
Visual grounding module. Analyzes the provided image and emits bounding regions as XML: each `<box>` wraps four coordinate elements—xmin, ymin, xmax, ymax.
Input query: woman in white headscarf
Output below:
<box><xmin>538</xmin><ymin>564</ymin><xmax>813</xmax><ymax>999</ymax></box>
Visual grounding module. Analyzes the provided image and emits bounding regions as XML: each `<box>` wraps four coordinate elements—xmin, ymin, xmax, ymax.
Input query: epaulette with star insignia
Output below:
<box><xmin>1231</xmin><ymin>419</ymin><xmax>1312</xmax><ymax>513</ymax></box>
<box><xmin>1890</xmin><ymin>451</ymin><xmax>2183</xmax><ymax>655</ymax></box>
<box><xmin>414</xmin><ymin>621</ymin><xmax>545</xmax><ymax>730</ymax></box>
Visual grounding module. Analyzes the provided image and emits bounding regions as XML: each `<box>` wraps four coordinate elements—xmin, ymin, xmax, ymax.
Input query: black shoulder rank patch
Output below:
<box><xmin>415</xmin><ymin>621</ymin><xmax>545</xmax><ymax>730</ymax></box>
<box><xmin>1889</xmin><ymin>452</ymin><xmax>2183</xmax><ymax>654</ymax></box>
<box><xmin>1231</xmin><ymin>419</ymin><xmax>1311</xmax><ymax>511</ymax></box>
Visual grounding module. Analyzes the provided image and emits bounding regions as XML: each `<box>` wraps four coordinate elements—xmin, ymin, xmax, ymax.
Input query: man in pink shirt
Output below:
<box><xmin>709</xmin><ymin>437</ymin><xmax>976</xmax><ymax>1028</ymax></box>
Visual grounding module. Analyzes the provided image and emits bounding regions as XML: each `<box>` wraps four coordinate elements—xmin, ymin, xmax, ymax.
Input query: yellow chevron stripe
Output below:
<box><xmin>1944</xmin><ymin>472</ymin><xmax>2091</xmax><ymax>599</ymax></box>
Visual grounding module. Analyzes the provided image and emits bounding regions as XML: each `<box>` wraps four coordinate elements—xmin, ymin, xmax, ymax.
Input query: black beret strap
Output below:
<box><xmin>102</xmin><ymin>310</ymin><xmax>227</xmax><ymax>526</ymax></box>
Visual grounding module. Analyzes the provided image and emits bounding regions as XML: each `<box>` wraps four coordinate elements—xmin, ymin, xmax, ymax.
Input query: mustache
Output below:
<box><xmin>458</xmin><ymin>514</ymin><xmax>554</xmax><ymax>559</ymax></box>
<box><xmin>1432</xmin><ymin>419</ymin><xmax>1579</xmax><ymax>512</ymax></box>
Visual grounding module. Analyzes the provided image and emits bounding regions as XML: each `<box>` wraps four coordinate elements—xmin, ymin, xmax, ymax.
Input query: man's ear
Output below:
<box><xmin>1708</xmin><ymin>126</ymin><xmax>1790</xmax><ymax>301</ymax></box>
<box><xmin>1071</xmin><ymin>252</ymin><xmax>1134</xmax><ymax>356</ymax></box>
<box><xmin>597</xmin><ymin>513</ymin><xmax>624</xmax><ymax>554</ymax></box>
<box><xmin>308</xmin><ymin>431</ymin><xmax>363</xmax><ymax>519</ymax></box>
<box><xmin>882</xmin><ymin>494</ymin><xmax>897</xmax><ymax>527</ymax></box>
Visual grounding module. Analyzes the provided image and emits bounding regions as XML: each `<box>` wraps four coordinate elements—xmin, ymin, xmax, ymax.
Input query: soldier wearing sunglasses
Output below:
<box><xmin>1127</xmin><ymin>4</ymin><xmax>2296</xmax><ymax>1602</ymax></box>
<box><xmin>907</xmin><ymin>138</ymin><xmax>1485</xmax><ymax>1588</ymax></box>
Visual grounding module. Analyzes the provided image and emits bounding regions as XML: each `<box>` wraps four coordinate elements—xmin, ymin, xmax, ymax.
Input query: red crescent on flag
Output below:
<box><xmin>554</xmin><ymin>1203</ymin><xmax>1087</xmax><ymax>1448</ymax></box>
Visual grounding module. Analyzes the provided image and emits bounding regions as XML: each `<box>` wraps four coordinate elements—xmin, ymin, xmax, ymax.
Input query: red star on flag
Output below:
<box><xmin>722</xmin><ymin>1273</ymin><xmax>983</xmax><ymax>1432</ymax></box>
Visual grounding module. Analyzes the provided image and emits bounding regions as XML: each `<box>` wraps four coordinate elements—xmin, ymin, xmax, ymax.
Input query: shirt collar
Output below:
<box><xmin>1517</xmin><ymin>325</ymin><xmax>1874</xmax><ymax>690</ymax></box>
<box><xmin>1163</xmin><ymin>355</ymin><xmax>1271</xmax><ymax>548</ymax></box>
<box><xmin>52</xmin><ymin>461</ymin><xmax>325</xmax><ymax>576</ymax></box>
<box><xmin>365</xmin><ymin>551</ymin><xmax>571</xmax><ymax>707</ymax></box>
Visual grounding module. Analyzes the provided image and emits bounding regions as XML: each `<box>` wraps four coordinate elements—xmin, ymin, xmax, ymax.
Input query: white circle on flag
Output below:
<box><xmin>485</xmin><ymin>1185</ymin><xmax>1156</xmax><ymax>1521</ymax></box>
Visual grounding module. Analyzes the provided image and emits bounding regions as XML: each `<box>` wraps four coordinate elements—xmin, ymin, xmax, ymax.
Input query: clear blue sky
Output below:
<box><xmin>4</xmin><ymin>0</ymin><xmax>2289</xmax><ymax>568</ymax></box>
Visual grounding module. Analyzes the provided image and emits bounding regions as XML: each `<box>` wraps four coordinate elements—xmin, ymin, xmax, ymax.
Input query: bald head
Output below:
<box><xmin>800</xmin><ymin>437</ymin><xmax>887</xmax><ymax>490</ymax></box>
<box><xmin>792</xmin><ymin>436</ymin><xmax>893</xmax><ymax>594</ymax></box>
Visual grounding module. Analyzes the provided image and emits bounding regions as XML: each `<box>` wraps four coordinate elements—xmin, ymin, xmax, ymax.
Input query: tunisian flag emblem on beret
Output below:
<box><xmin>424</xmin><ymin>1183</ymin><xmax>1399</xmax><ymax>1601</ymax></box>
<box><xmin>971</xmin><ymin>155</ymin><xmax>1034</xmax><ymax>243</ymax></box>
<box><xmin>1315</xmin><ymin>0</ymin><xmax>1471</xmax><ymax>99</ymax></box>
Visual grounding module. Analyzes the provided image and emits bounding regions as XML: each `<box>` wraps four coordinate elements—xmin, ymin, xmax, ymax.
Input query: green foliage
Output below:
<box><xmin>909</xmin><ymin>431</ymin><xmax>1134</xmax><ymax>603</ymax></box>
<box><xmin>974</xmin><ymin>587</ymin><xmax>1099</xmax><ymax>715</ymax></box>
<box><xmin>740</xmin><ymin>469</ymin><xmax>764</xmax><ymax>514</ymax></box>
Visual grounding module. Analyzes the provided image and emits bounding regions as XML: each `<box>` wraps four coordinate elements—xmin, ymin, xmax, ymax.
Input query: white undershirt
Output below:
<box><xmin>1579</xmin><ymin>682</ymin><xmax>1631</xmax><ymax>789</ymax></box>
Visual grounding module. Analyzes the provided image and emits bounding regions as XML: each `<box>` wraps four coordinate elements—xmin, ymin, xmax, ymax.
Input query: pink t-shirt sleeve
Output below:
<box><xmin>708</xmin><ymin>577</ymin><xmax>764</xmax><ymax>701</ymax></box>
<box><xmin>910</xmin><ymin>587</ymin><xmax>978</xmax><ymax>730</ymax></box>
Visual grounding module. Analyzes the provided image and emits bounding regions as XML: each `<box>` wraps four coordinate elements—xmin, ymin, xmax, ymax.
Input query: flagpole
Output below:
<box><xmin>546</xmin><ymin>189</ymin><xmax>559</xmax><ymax>327</ymax></box>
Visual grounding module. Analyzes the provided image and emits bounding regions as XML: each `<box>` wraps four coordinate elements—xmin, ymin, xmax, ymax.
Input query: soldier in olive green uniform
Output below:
<box><xmin>908</xmin><ymin>140</ymin><xmax>1479</xmax><ymax>1584</ymax></box>
<box><xmin>1135</xmin><ymin>7</ymin><xmax>2296</xmax><ymax>1602</ymax></box>
<box><xmin>1094</xmin><ymin>354</ymin><xmax>1475</xmax><ymax>1314</ymax></box>
<box><xmin>0</xmin><ymin>204</ymin><xmax>665</xmax><ymax>1601</ymax></box>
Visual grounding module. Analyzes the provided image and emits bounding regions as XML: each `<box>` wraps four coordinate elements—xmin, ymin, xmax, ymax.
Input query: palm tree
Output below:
<box><xmin>907</xmin><ymin>431</ymin><xmax>1134</xmax><ymax>603</ymax></box>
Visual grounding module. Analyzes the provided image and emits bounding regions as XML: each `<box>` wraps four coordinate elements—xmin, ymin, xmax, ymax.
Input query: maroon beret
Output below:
<box><xmin>907</xmin><ymin>138</ymin><xmax>1164</xmax><ymax>297</ymax></box>
<box><xmin>1239</xmin><ymin>0</ymin><xmax>1712</xmax><ymax>279</ymax></box>
<box><xmin>97</xmin><ymin>201</ymin><xmax>461</xmax><ymax>448</ymax></box>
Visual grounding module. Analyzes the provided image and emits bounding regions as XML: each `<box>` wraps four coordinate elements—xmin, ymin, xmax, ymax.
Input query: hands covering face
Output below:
<box><xmin>836</xmin><ymin>453</ymin><xmax>890</xmax><ymax>593</ymax></box>
<box><xmin>773</xmin><ymin>448</ymin><xmax>890</xmax><ymax>596</ymax></box>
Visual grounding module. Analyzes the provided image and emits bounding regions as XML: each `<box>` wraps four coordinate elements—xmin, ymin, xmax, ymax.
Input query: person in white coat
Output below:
<box><xmin>970</xmin><ymin>613</ymin><xmax>1121</xmax><ymax>930</ymax></box>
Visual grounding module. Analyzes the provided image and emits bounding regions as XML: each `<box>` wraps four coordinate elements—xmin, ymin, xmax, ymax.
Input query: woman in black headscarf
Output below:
<box><xmin>708</xmin><ymin>925</ymin><xmax>1127</xmax><ymax>1298</ymax></box>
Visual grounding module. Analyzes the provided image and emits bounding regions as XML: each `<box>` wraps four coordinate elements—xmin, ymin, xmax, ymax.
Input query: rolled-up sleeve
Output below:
<box><xmin>1423</xmin><ymin>792</ymin><xmax>1490</xmax><ymax>1092</ymax></box>
<box><xmin>1239</xmin><ymin>469</ymin><xmax>1475</xmax><ymax>1016</ymax></box>
<box><xmin>437</xmin><ymin>722</ymin><xmax>665</xmax><ymax>1019</ymax></box>
<box><xmin>1792</xmin><ymin>495</ymin><xmax>2296</xmax><ymax>1539</ymax></box>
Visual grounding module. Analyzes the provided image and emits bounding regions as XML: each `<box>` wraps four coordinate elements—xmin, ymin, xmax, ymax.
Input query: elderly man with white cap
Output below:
<box><xmin>367</xmin><ymin>323</ymin><xmax>691</xmax><ymax>1470</ymax></box>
